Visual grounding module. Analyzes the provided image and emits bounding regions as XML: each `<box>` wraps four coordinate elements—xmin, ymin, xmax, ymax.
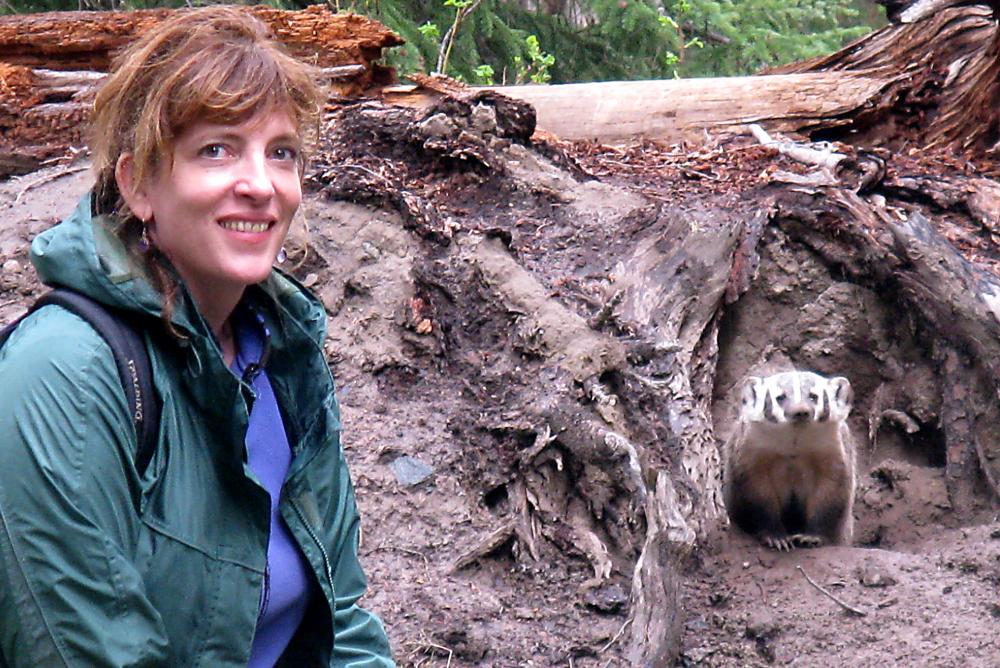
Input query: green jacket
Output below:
<box><xmin>0</xmin><ymin>195</ymin><xmax>394</xmax><ymax>667</ymax></box>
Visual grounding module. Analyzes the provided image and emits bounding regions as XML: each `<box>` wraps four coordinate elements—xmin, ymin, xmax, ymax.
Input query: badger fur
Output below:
<box><xmin>723</xmin><ymin>370</ymin><xmax>856</xmax><ymax>551</ymax></box>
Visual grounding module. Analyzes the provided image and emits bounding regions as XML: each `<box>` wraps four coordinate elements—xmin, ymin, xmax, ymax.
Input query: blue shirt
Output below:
<box><xmin>231</xmin><ymin>305</ymin><xmax>313</xmax><ymax>667</ymax></box>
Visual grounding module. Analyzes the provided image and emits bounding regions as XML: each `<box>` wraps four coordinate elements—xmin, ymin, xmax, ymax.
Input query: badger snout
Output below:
<box><xmin>786</xmin><ymin>402</ymin><xmax>815</xmax><ymax>423</ymax></box>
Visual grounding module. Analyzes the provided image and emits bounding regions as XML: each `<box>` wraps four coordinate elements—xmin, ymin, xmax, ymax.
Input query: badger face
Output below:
<box><xmin>740</xmin><ymin>371</ymin><xmax>852</xmax><ymax>425</ymax></box>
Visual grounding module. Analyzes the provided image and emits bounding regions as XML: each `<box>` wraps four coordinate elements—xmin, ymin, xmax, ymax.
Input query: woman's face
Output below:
<box><xmin>122</xmin><ymin>109</ymin><xmax>302</xmax><ymax>308</ymax></box>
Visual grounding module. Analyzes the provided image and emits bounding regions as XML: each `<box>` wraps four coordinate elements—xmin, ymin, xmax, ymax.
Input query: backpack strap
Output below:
<box><xmin>0</xmin><ymin>289</ymin><xmax>160</xmax><ymax>476</ymax></box>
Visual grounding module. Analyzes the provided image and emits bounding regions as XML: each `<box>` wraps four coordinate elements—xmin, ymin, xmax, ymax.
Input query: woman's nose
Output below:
<box><xmin>234</xmin><ymin>154</ymin><xmax>275</xmax><ymax>200</ymax></box>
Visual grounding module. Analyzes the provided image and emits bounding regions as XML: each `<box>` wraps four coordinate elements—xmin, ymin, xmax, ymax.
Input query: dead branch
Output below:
<box><xmin>748</xmin><ymin>124</ymin><xmax>846</xmax><ymax>170</ymax></box>
<box><xmin>451</xmin><ymin>523</ymin><xmax>516</xmax><ymax>572</ymax></box>
<box><xmin>796</xmin><ymin>566</ymin><xmax>869</xmax><ymax>617</ymax></box>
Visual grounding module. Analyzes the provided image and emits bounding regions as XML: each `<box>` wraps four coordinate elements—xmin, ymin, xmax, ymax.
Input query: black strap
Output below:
<box><xmin>0</xmin><ymin>289</ymin><xmax>160</xmax><ymax>476</ymax></box>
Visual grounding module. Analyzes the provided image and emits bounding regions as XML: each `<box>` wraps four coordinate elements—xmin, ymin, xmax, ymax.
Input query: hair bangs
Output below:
<box><xmin>166</xmin><ymin>45</ymin><xmax>300</xmax><ymax>136</ymax></box>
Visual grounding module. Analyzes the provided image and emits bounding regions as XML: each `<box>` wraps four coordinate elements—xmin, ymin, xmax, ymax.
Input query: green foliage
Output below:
<box><xmin>661</xmin><ymin>0</ymin><xmax>877</xmax><ymax>76</ymax></box>
<box><xmin>472</xmin><ymin>63</ymin><xmax>494</xmax><ymax>84</ymax></box>
<box><xmin>2</xmin><ymin>0</ymin><xmax>886</xmax><ymax>83</ymax></box>
<box><xmin>513</xmin><ymin>35</ymin><xmax>554</xmax><ymax>84</ymax></box>
<box><xmin>417</xmin><ymin>21</ymin><xmax>440</xmax><ymax>40</ymax></box>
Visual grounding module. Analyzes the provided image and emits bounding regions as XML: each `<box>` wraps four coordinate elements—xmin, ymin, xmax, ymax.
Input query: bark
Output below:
<box><xmin>0</xmin><ymin>6</ymin><xmax>401</xmax><ymax>74</ymax></box>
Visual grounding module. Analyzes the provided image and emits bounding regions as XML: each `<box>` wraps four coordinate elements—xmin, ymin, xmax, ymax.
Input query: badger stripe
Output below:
<box><xmin>790</xmin><ymin>374</ymin><xmax>803</xmax><ymax>404</ymax></box>
<box><xmin>763</xmin><ymin>390</ymin><xmax>778</xmax><ymax>422</ymax></box>
<box><xmin>818</xmin><ymin>385</ymin><xmax>831</xmax><ymax>421</ymax></box>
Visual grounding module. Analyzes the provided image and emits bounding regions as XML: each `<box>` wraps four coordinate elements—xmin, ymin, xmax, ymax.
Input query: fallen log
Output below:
<box><xmin>0</xmin><ymin>6</ymin><xmax>401</xmax><ymax>77</ymax></box>
<box><xmin>0</xmin><ymin>5</ymin><xmax>403</xmax><ymax>177</ymax></box>
<box><xmin>382</xmin><ymin>72</ymin><xmax>896</xmax><ymax>144</ymax></box>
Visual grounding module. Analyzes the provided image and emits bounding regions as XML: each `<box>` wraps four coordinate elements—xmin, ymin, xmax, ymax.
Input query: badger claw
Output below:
<box><xmin>761</xmin><ymin>533</ymin><xmax>825</xmax><ymax>551</ymax></box>
<box><xmin>763</xmin><ymin>535</ymin><xmax>796</xmax><ymax>552</ymax></box>
<box><xmin>789</xmin><ymin>534</ymin><xmax>825</xmax><ymax>548</ymax></box>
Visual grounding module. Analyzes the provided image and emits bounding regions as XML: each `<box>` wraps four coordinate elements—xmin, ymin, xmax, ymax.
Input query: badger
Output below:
<box><xmin>723</xmin><ymin>370</ymin><xmax>856</xmax><ymax>551</ymax></box>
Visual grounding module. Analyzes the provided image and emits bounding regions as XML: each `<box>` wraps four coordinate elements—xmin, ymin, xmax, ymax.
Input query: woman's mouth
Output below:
<box><xmin>219</xmin><ymin>220</ymin><xmax>273</xmax><ymax>233</ymax></box>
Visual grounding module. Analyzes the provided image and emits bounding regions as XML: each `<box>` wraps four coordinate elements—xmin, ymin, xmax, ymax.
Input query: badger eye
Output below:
<box><xmin>775</xmin><ymin>394</ymin><xmax>787</xmax><ymax>405</ymax></box>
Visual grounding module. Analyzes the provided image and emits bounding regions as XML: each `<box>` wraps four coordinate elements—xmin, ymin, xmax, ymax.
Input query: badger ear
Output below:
<box><xmin>829</xmin><ymin>376</ymin><xmax>853</xmax><ymax>412</ymax></box>
<box><xmin>741</xmin><ymin>377</ymin><xmax>761</xmax><ymax>401</ymax></box>
<box><xmin>740</xmin><ymin>377</ymin><xmax>763</xmax><ymax>417</ymax></box>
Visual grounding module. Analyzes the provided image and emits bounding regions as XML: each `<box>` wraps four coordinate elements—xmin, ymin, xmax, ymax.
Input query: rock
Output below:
<box><xmin>581</xmin><ymin>582</ymin><xmax>628</xmax><ymax>614</ymax></box>
<box><xmin>2</xmin><ymin>259</ymin><xmax>22</xmax><ymax>274</ymax></box>
<box><xmin>745</xmin><ymin>610</ymin><xmax>781</xmax><ymax>640</ymax></box>
<box><xmin>858</xmin><ymin>559</ymin><xmax>898</xmax><ymax>587</ymax></box>
<box><xmin>470</xmin><ymin>103</ymin><xmax>498</xmax><ymax>134</ymax></box>
<box><xmin>388</xmin><ymin>455</ymin><xmax>434</xmax><ymax>486</ymax></box>
<box><xmin>417</xmin><ymin>112</ymin><xmax>457</xmax><ymax>139</ymax></box>
<box><xmin>361</xmin><ymin>240</ymin><xmax>381</xmax><ymax>261</ymax></box>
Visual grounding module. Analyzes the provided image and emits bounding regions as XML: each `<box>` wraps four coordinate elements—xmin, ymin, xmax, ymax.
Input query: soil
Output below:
<box><xmin>2</xmin><ymin>114</ymin><xmax>1000</xmax><ymax>668</ymax></box>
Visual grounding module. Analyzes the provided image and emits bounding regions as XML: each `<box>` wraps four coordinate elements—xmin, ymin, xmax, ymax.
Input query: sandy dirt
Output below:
<box><xmin>2</xmin><ymin>126</ymin><xmax>999</xmax><ymax>668</ymax></box>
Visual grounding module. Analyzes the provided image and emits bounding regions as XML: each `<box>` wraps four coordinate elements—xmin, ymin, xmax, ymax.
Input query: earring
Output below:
<box><xmin>276</xmin><ymin>246</ymin><xmax>288</xmax><ymax>263</ymax></box>
<box><xmin>139</xmin><ymin>223</ymin><xmax>151</xmax><ymax>252</ymax></box>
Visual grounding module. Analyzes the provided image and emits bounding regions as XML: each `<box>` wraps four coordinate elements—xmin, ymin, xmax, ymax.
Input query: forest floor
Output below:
<box><xmin>2</xmin><ymin>122</ymin><xmax>999</xmax><ymax>668</ymax></box>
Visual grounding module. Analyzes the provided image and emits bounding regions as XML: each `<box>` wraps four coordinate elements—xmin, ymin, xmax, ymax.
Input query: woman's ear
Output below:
<box><xmin>115</xmin><ymin>153</ymin><xmax>153</xmax><ymax>222</ymax></box>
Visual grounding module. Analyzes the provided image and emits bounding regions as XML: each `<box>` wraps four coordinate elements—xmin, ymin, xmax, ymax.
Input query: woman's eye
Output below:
<box><xmin>272</xmin><ymin>146</ymin><xmax>299</xmax><ymax>162</ymax></box>
<box><xmin>199</xmin><ymin>144</ymin><xmax>228</xmax><ymax>159</ymax></box>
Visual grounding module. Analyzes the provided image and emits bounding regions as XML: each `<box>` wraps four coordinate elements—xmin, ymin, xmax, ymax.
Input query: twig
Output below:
<box><xmin>343</xmin><ymin>163</ymin><xmax>394</xmax><ymax>186</ymax></box>
<box><xmin>679</xmin><ymin>166</ymin><xmax>721</xmax><ymax>181</ymax></box>
<box><xmin>14</xmin><ymin>165</ymin><xmax>89</xmax><ymax>205</ymax></box>
<box><xmin>599</xmin><ymin>617</ymin><xmax>632</xmax><ymax>653</ymax></box>
<box><xmin>406</xmin><ymin>638</ymin><xmax>454</xmax><ymax>668</ymax></box>
<box><xmin>435</xmin><ymin>0</ymin><xmax>485</xmax><ymax>75</ymax></box>
<box><xmin>426</xmin><ymin>643</ymin><xmax>453</xmax><ymax>668</ymax></box>
<box><xmin>366</xmin><ymin>543</ymin><xmax>429</xmax><ymax>562</ymax></box>
<box><xmin>0</xmin><ymin>298</ymin><xmax>25</xmax><ymax>311</ymax></box>
<box><xmin>748</xmin><ymin>124</ymin><xmax>846</xmax><ymax>170</ymax></box>
<box><xmin>796</xmin><ymin>565</ymin><xmax>868</xmax><ymax>616</ymax></box>
<box><xmin>451</xmin><ymin>522</ymin><xmax>516</xmax><ymax>571</ymax></box>
<box><xmin>321</xmin><ymin>64</ymin><xmax>367</xmax><ymax>80</ymax></box>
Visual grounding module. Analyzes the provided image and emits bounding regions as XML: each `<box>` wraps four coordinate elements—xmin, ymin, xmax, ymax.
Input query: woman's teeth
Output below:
<box><xmin>220</xmin><ymin>220</ymin><xmax>270</xmax><ymax>233</ymax></box>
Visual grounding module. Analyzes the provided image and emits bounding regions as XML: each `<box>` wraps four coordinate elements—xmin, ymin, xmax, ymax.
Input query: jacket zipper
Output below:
<box><xmin>290</xmin><ymin>498</ymin><xmax>336</xmax><ymax>601</ymax></box>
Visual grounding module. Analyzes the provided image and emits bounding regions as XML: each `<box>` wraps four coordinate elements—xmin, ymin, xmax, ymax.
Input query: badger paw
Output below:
<box><xmin>789</xmin><ymin>534</ymin><xmax>825</xmax><ymax>548</ymax></box>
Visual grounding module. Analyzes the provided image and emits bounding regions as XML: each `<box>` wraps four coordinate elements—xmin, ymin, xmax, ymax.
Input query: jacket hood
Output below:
<box><xmin>31</xmin><ymin>194</ymin><xmax>166</xmax><ymax>319</ymax></box>
<box><xmin>30</xmin><ymin>192</ymin><xmax>327</xmax><ymax>347</ymax></box>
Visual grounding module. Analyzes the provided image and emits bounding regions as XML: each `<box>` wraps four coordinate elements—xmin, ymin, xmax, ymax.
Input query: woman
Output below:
<box><xmin>0</xmin><ymin>7</ymin><xmax>394</xmax><ymax>667</ymax></box>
